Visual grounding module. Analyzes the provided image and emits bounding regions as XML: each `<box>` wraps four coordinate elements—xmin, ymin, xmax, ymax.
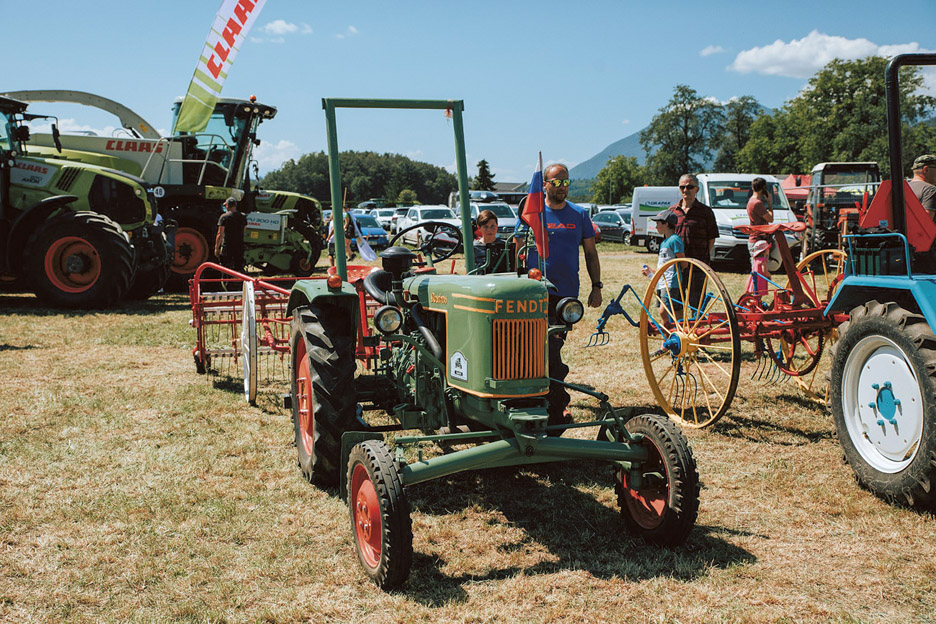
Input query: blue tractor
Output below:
<box><xmin>826</xmin><ymin>53</ymin><xmax>936</xmax><ymax>508</ymax></box>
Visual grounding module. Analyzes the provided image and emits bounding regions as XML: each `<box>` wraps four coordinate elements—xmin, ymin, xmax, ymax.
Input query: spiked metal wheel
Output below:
<box><xmin>639</xmin><ymin>258</ymin><xmax>740</xmax><ymax>428</ymax></box>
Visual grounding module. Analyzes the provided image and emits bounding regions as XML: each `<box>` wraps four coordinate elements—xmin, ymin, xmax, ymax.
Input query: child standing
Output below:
<box><xmin>642</xmin><ymin>209</ymin><xmax>686</xmax><ymax>323</ymax></box>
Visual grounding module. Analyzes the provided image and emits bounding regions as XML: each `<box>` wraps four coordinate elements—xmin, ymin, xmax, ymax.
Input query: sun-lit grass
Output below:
<box><xmin>1</xmin><ymin>244</ymin><xmax>935</xmax><ymax>623</ymax></box>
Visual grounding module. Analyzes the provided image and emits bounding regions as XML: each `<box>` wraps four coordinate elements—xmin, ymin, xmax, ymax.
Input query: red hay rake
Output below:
<box><xmin>189</xmin><ymin>263</ymin><xmax>379</xmax><ymax>403</ymax></box>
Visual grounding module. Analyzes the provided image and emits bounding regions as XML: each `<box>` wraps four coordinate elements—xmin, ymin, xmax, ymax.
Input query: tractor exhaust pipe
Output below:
<box><xmin>885</xmin><ymin>53</ymin><xmax>936</xmax><ymax>236</ymax></box>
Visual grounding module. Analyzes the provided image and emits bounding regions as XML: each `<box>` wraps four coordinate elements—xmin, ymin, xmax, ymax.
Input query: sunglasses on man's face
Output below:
<box><xmin>545</xmin><ymin>179</ymin><xmax>571</xmax><ymax>187</ymax></box>
<box><xmin>679</xmin><ymin>184</ymin><xmax>697</xmax><ymax>190</ymax></box>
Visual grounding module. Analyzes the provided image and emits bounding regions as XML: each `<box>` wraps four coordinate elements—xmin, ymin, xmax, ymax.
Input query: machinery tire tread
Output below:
<box><xmin>291</xmin><ymin>304</ymin><xmax>357</xmax><ymax>487</ymax></box>
<box><xmin>830</xmin><ymin>301</ymin><xmax>936</xmax><ymax>508</ymax></box>
<box><xmin>24</xmin><ymin>211</ymin><xmax>134</xmax><ymax>308</ymax></box>
<box><xmin>616</xmin><ymin>414</ymin><xmax>700</xmax><ymax>546</ymax></box>
<box><xmin>348</xmin><ymin>440</ymin><xmax>413</xmax><ymax>589</ymax></box>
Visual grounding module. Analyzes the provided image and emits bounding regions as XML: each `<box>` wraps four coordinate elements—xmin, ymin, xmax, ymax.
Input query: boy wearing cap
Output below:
<box><xmin>910</xmin><ymin>154</ymin><xmax>936</xmax><ymax>218</ymax></box>
<box><xmin>642</xmin><ymin>209</ymin><xmax>685</xmax><ymax>323</ymax></box>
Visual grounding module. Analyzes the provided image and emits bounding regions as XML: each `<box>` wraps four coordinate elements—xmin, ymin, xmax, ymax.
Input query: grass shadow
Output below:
<box><xmin>403</xmin><ymin>467</ymin><xmax>754</xmax><ymax>607</ymax></box>
<box><xmin>0</xmin><ymin>295</ymin><xmax>192</xmax><ymax>316</ymax></box>
<box><xmin>710</xmin><ymin>410</ymin><xmax>834</xmax><ymax>444</ymax></box>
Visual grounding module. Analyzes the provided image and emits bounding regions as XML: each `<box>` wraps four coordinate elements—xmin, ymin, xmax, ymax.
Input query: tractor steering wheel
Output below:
<box><xmin>388</xmin><ymin>221</ymin><xmax>463</xmax><ymax>263</ymax></box>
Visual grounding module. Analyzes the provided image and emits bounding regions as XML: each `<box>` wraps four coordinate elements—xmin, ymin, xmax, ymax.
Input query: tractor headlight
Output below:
<box><xmin>374</xmin><ymin>305</ymin><xmax>403</xmax><ymax>334</ymax></box>
<box><xmin>556</xmin><ymin>297</ymin><xmax>584</xmax><ymax>325</ymax></box>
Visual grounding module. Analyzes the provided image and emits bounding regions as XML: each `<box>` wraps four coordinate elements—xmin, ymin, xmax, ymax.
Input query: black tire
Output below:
<box><xmin>646</xmin><ymin>236</ymin><xmax>661</xmax><ymax>254</ymax></box>
<box><xmin>289</xmin><ymin>219</ymin><xmax>323</xmax><ymax>276</ymax></box>
<box><xmin>165</xmin><ymin>216</ymin><xmax>217</xmax><ymax>292</ymax></box>
<box><xmin>616</xmin><ymin>414</ymin><xmax>700</xmax><ymax>546</ymax></box>
<box><xmin>23</xmin><ymin>211</ymin><xmax>134</xmax><ymax>308</ymax></box>
<box><xmin>830</xmin><ymin>301</ymin><xmax>936</xmax><ymax>508</ymax></box>
<box><xmin>622</xmin><ymin>232</ymin><xmax>632</xmax><ymax>246</ymax></box>
<box><xmin>347</xmin><ymin>440</ymin><xmax>413</xmax><ymax>589</ymax></box>
<box><xmin>290</xmin><ymin>304</ymin><xmax>357</xmax><ymax>487</ymax></box>
<box><xmin>125</xmin><ymin>259</ymin><xmax>171</xmax><ymax>300</ymax></box>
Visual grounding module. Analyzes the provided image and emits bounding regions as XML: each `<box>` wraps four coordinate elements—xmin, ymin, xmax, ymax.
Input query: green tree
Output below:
<box><xmin>713</xmin><ymin>96</ymin><xmax>762</xmax><ymax>172</ymax></box>
<box><xmin>261</xmin><ymin>151</ymin><xmax>458</xmax><ymax>207</ymax></box>
<box><xmin>736</xmin><ymin>57</ymin><xmax>936</xmax><ymax>177</ymax></box>
<box><xmin>640</xmin><ymin>85</ymin><xmax>723</xmax><ymax>185</ymax></box>
<box><xmin>474</xmin><ymin>159</ymin><xmax>495</xmax><ymax>191</ymax></box>
<box><xmin>397</xmin><ymin>188</ymin><xmax>418</xmax><ymax>205</ymax></box>
<box><xmin>591</xmin><ymin>156</ymin><xmax>644</xmax><ymax>204</ymax></box>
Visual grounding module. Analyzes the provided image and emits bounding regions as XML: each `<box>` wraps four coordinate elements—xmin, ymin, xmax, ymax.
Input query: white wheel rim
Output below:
<box><xmin>241</xmin><ymin>282</ymin><xmax>258</xmax><ymax>404</ymax></box>
<box><xmin>841</xmin><ymin>334</ymin><xmax>924</xmax><ymax>472</ymax></box>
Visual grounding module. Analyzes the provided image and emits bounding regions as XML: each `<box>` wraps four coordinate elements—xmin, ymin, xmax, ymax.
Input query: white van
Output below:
<box><xmin>632</xmin><ymin>186</ymin><xmax>681</xmax><ymax>251</ymax></box>
<box><xmin>695</xmin><ymin>173</ymin><xmax>799</xmax><ymax>265</ymax></box>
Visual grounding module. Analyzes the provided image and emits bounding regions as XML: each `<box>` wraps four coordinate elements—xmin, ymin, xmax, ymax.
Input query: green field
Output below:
<box><xmin>2</xmin><ymin>244</ymin><xmax>935</xmax><ymax>623</ymax></box>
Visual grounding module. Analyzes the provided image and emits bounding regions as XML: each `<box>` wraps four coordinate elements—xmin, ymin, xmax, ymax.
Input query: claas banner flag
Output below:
<box><xmin>174</xmin><ymin>0</ymin><xmax>268</xmax><ymax>133</ymax></box>
<box><xmin>521</xmin><ymin>152</ymin><xmax>549</xmax><ymax>259</ymax></box>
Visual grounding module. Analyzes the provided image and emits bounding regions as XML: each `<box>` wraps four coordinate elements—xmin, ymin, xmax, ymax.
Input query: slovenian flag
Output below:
<box><xmin>521</xmin><ymin>152</ymin><xmax>549</xmax><ymax>259</ymax></box>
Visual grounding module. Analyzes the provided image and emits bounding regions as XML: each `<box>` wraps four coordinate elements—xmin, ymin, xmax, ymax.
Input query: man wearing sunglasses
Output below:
<box><xmin>672</xmin><ymin>173</ymin><xmax>717</xmax><ymax>265</ymax></box>
<box><xmin>671</xmin><ymin>173</ymin><xmax>717</xmax><ymax>311</ymax></box>
<box><xmin>518</xmin><ymin>163</ymin><xmax>602</xmax><ymax>433</ymax></box>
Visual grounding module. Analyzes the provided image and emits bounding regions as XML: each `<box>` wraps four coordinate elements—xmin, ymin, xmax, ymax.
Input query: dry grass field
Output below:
<box><xmin>2</xmin><ymin>243</ymin><xmax>936</xmax><ymax>623</ymax></box>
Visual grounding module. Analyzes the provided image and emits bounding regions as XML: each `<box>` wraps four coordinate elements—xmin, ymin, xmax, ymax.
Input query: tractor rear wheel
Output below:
<box><xmin>348</xmin><ymin>440</ymin><xmax>412</xmax><ymax>589</ymax></box>
<box><xmin>830</xmin><ymin>301</ymin><xmax>936</xmax><ymax>508</ymax></box>
<box><xmin>24</xmin><ymin>211</ymin><xmax>134</xmax><ymax>308</ymax></box>
<box><xmin>290</xmin><ymin>304</ymin><xmax>357</xmax><ymax>487</ymax></box>
<box><xmin>616</xmin><ymin>414</ymin><xmax>700</xmax><ymax>546</ymax></box>
<box><xmin>166</xmin><ymin>224</ymin><xmax>214</xmax><ymax>291</ymax></box>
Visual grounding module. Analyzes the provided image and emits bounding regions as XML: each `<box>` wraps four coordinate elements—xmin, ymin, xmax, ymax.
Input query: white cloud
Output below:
<box><xmin>621</xmin><ymin>119</ymin><xmax>630</xmax><ymax>125</ymax></box>
<box><xmin>268</xmin><ymin>37</ymin><xmax>285</xmax><ymax>44</ymax></box>
<box><xmin>262</xmin><ymin>19</ymin><xmax>298</xmax><ymax>35</ymax></box>
<box><xmin>254</xmin><ymin>139</ymin><xmax>300</xmax><ymax>173</ymax></box>
<box><xmin>700</xmin><ymin>45</ymin><xmax>725</xmax><ymax>57</ymax></box>
<box><xmin>300</xmin><ymin>23</ymin><xmax>313</xmax><ymax>35</ymax></box>
<box><xmin>730</xmin><ymin>30</ymin><xmax>934</xmax><ymax>79</ymax></box>
<box><xmin>336</xmin><ymin>25</ymin><xmax>359</xmax><ymax>39</ymax></box>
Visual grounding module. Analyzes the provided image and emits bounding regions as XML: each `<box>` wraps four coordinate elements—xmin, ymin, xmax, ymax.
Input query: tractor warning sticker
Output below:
<box><xmin>450</xmin><ymin>351</ymin><xmax>468</xmax><ymax>381</ymax></box>
<box><xmin>10</xmin><ymin>160</ymin><xmax>58</xmax><ymax>188</ymax></box>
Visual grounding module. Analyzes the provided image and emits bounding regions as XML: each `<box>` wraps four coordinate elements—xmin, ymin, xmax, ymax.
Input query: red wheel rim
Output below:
<box><xmin>295</xmin><ymin>338</ymin><xmax>315</xmax><ymax>458</ymax></box>
<box><xmin>44</xmin><ymin>236</ymin><xmax>101</xmax><ymax>293</ymax></box>
<box><xmin>172</xmin><ymin>227</ymin><xmax>210</xmax><ymax>274</ymax></box>
<box><xmin>621</xmin><ymin>437</ymin><xmax>669</xmax><ymax>530</ymax></box>
<box><xmin>351</xmin><ymin>463</ymin><xmax>382</xmax><ymax>568</ymax></box>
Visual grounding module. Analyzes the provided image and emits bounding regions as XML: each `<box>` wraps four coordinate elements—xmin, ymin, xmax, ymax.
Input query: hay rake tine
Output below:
<box><xmin>585</xmin><ymin>285</ymin><xmax>647</xmax><ymax>347</ymax></box>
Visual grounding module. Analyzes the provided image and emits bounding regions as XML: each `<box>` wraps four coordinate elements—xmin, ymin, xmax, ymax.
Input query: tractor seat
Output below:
<box><xmin>736</xmin><ymin>221</ymin><xmax>807</xmax><ymax>235</ymax></box>
<box><xmin>363</xmin><ymin>269</ymin><xmax>393</xmax><ymax>305</ymax></box>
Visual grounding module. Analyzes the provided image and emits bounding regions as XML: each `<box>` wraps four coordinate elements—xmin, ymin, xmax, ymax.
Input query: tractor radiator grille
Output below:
<box><xmin>492</xmin><ymin>318</ymin><xmax>546</xmax><ymax>380</ymax></box>
<box><xmin>56</xmin><ymin>167</ymin><xmax>81</xmax><ymax>192</ymax></box>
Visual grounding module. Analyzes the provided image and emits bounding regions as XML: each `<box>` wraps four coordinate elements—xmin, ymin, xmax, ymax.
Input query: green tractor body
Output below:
<box><xmin>6</xmin><ymin>90</ymin><xmax>324</xmax><ymax>286</ymax></box>
<box><xmin>287</xmin><ymin>98</ymin><xmax>701</xmax><ymax>589</ymax></box>
<box><xmin>0</xmin><ymin>95</ymin><xmax>169</xmax><ymax>307</ymax></box>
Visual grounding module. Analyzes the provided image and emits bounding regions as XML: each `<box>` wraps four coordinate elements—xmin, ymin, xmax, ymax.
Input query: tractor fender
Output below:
<box><xmin>5</xmin><ymin>195</ymin><xmax>79</xmax><ymax>272</ymax></box>
<box><xmin>825</xmin><ymin>275</ymin><xmax>936</xmax><ymax>331</ymax></box>
<box><xmin>287</xmin><ymin>278</ymin><xmax>359</xmax><ymax>317</ymax></box>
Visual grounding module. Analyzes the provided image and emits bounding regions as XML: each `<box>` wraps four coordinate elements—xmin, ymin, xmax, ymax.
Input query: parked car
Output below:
<box><xmin>350</xmin><ymin>213</ymin><xmax>390</xmax><ymax>250</ymax></box>
<box><xmin>372</xmin><ymin>208</ymin><xmax>398</xmax><ymax>231</ymax></box>
<box><xmin>395</xmin><ymin>205</ymin><xmax>461</xmax><ymax>246</ymax></box>
<box><xmin>592</xmin><ymin>210</ymin><xmax>631</xmax><ymax>244</ymax></box>
<box><xmin>390</xmin><ymin>207</ymin><xmax>411</xmax><ymax>234</ymax></box>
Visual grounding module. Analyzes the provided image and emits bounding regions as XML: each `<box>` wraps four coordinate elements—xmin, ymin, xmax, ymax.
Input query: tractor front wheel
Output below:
<box><xmin>616</xmin><ymin>414</ymin><xmax>700</xmax><ymax>546</ymax></box>
<box><xmin>830</xmin><ymin>301</ymin><xmax>936</xmax><ymax>508</ymax></box>
<box><xmin>348</xmin><ymin>440</ymin><xmax>413</xmax><ymax>589</ymax></box>
<box><xmin>24</xmin><ymin>211</ymin><xmax>135</xmax><ymax>308</ymax></box>
<box><xmin>290</xmin><ymin>304</ymin><xmax>357</xmax><ymax>487</ymax></box>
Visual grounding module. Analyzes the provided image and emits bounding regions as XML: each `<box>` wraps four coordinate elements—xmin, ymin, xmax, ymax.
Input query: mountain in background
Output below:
<box><xmin>569</xmin><ymin>129</ymin><xmax>646</xmax><ymax>181</ymax></box>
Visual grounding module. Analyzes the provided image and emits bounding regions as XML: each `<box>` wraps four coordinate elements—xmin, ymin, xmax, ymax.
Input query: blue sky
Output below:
<box><xmin>3</xmin><ymin>0</ymin><xmax>934</xmax><ymax>183</ymax></box>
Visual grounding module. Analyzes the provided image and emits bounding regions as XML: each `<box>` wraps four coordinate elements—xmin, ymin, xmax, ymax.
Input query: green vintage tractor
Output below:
<box><xmin>0</xmin><ymin>95</ymin><xmax>169</xmax><ymax>307</ymax></box>
<box><xmin>285</xmin><ymin>98</ymin><xmax>700</xmax><ymax>588</ymax></box>
<box><xmin>5</xmin><ymin>90</ymin><xmax>324</xmax><ymax>289</ymax></box>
